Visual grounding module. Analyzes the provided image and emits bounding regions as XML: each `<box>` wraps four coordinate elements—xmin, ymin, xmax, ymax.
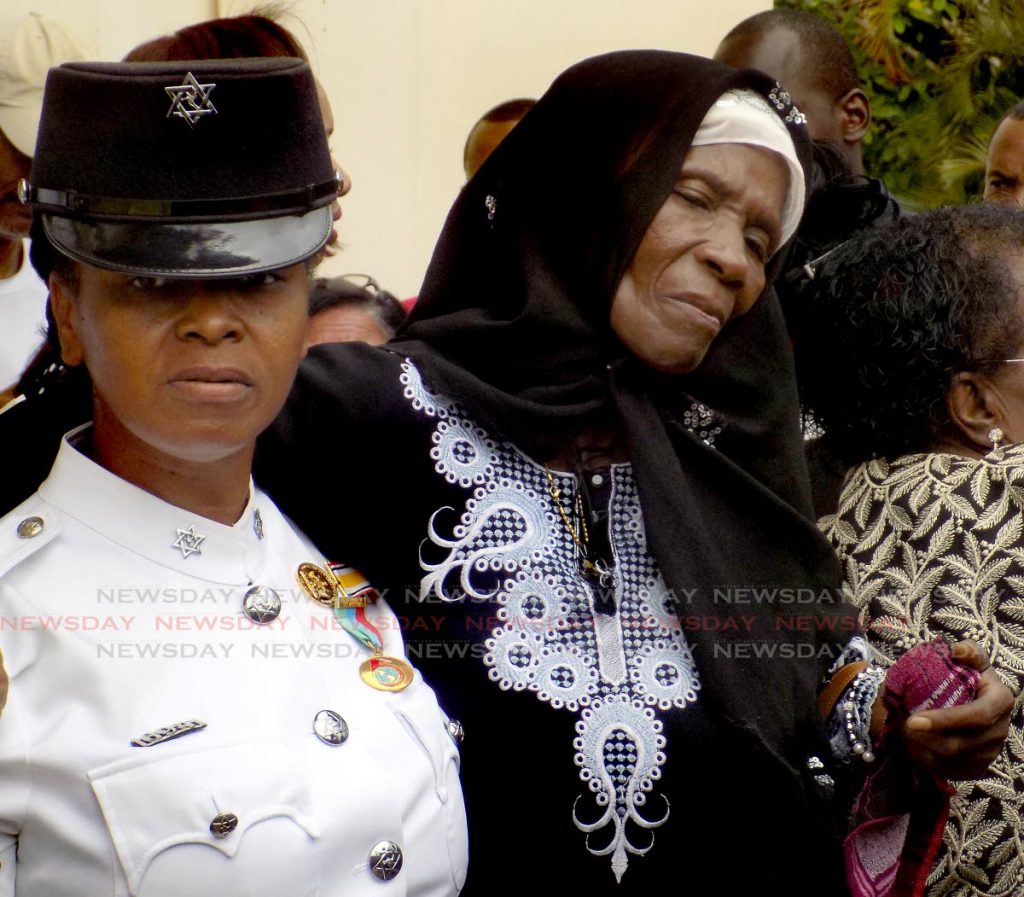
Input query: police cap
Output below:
<box><xmin>21</xmin><ymin>57</ymin><xmax>337</xmax><ymax>278</ymax></box>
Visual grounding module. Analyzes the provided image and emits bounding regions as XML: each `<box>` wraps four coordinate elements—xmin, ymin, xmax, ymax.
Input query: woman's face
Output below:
<box><xmin>984</xmin><ymin>117</ymin><xmax>1024</xmax><ymax>209</ymax></box>
<box><xmin>51</xmin><ymin>262</ymin><xmax>310</xmax><ymax>465</ymax></box>
<box><xmin>610</xmin><ymin>143</ymin><xmax>788</xmax><ymax>374</ymax></box>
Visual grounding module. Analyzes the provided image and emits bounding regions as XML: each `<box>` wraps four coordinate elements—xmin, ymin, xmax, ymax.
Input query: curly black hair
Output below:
<box><xmin>797</xmin><ymin>204</ymin><xmax>1024</xmax><ymax>465</ymax></box>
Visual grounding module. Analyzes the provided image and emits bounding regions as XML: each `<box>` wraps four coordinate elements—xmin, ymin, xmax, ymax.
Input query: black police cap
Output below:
<box><xmin>21</xmin><ymin>57</ymin><xmax>338</xmax><ymax>278</ymax></box>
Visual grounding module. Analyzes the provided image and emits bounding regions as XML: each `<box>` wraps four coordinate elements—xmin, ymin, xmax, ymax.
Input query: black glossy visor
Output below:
<box><xmin>42</xmin><ymin>205</ymin><xmax>332</xmax><ymax>278</ymax></box>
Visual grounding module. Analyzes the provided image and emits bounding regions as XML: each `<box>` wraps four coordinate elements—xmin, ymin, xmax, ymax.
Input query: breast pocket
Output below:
<box><xmin>89</xmin><ymin>741</ymin><xmax>321</xmax><ymax>897</ymax></box>
<box><xmin>387</xmin><ymin>680</ymin><xmax>468</xmax><ymax>892</ymax></box>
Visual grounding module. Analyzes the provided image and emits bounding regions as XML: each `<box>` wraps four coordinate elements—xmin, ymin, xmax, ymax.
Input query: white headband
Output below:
<box><xmin>690</xmin><ymin>88</ymin><xmax>806</xmax><ymax>250</ymax></box>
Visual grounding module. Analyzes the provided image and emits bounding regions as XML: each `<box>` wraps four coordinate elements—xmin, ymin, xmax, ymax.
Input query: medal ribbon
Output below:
<box><xmin>334</xmin><ymin>605</ymin><xmax>384</xmax><ymax>654</ymax></box>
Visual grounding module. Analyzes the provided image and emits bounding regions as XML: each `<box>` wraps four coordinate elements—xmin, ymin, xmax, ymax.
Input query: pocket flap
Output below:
<box><xmin>89</xmin><ymin>741</ymin><xmax>319</xmax><ymax>894</ymax></box>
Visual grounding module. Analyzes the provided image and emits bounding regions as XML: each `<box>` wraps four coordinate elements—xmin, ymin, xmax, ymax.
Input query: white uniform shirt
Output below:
<box><xmin>0</xmin><ymin>434</ymin><xmax>468</xmax><ymax>896</ymax></box>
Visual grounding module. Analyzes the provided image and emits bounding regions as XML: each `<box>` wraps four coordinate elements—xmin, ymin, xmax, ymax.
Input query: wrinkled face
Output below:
<box><xmin>984</xmin><ymin>117</ymin><xmax>1024</xmax><ymax>209</ymax></box>
<box><xmin>610</xmin><ymin>143</ymin><xmax>788</xmax><ymax>374</ymax></box>
<box><xmin>52</xmin><ymin>262</ymin><xmax>310</xmax><ymax>464</ymax></box>
<box><xmin>0</xmin><ymin>130</ymin><xmax>32</xmax><ymax>241</ymax></box>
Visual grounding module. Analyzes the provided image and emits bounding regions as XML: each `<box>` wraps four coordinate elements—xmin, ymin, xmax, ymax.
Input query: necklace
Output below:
<box><xmin>544</xmin><ymin>467</ymin><xmax>614</xmax><ymax>589</ymax></box>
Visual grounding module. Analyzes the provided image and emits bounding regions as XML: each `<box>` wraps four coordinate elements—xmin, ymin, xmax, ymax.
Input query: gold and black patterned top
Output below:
<box><xmin>822</xmin><ymin>445</ymin><xmax>1024</xmax><ymax>897</ymax></box>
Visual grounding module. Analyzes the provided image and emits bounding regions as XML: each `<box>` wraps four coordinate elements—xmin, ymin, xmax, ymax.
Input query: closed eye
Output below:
<box><xmin>673</xmin><ymin>187</ymin><xmax>712</xmax><ymax>210</ymax></box>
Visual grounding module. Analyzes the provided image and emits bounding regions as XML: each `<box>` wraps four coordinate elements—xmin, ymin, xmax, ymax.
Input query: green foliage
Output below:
<box><xmin>778</xmin><ymin>0</ymin><xmax>1024</xmax><ymax>207</ymax></box>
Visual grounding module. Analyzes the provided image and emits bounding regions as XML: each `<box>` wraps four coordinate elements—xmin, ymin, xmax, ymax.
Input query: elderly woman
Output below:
<box><xmin>800</xmin><ymin>203</ymin><xmax>1024</xmax><ymax>896</ymax></box>
<box><xmin>253</xmin><ymin>54</ymin><xmax>1011</xmax><ymax>895</ymax></box>
<box><xmin>0</xmin><ymin>51</ymin><xmax>1011</xmax><ymax>897</ymax></box>
<box><xmin>0</xmin><ymin>59</ymin><xmax>465</xmax><ymax>896</ymax></box>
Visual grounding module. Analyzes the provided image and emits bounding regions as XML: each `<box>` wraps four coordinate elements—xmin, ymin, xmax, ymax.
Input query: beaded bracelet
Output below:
<box><xmin>840</xmin><ymin>665</ymin><xmax>886</xmax><ymax>764</ymax></box>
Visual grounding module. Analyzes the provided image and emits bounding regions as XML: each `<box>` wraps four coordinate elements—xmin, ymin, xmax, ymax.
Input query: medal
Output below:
<box><xmin>360</xmin><ymin>655</ymin><xmax>415</xmax><ymax>691</ymax></box>
<box><xmin>295</xmin><ymin>560</ymin><xmax>413</xmax><ymax>692</ymax></box>
<box><xmin>296</xmin><ymin>562</ymin><xmax>337</xmax><ymax>608</ymax></box>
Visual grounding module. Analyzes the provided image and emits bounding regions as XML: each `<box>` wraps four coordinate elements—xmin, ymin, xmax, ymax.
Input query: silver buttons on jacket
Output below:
<box><xmin>242</xmin><ymin>586</ymin><xmax>281</xmax><ymax>624</ymax></box>
<box><xmin>445</xmin><ymin>717</ymin><xmax>465</xmax><ymax>746</ymax></box>
<box><xmin>313</xmin><ymin>709</ymin><xmax>349</xmax><ymax>745</ymax></box>
<box><xmin>16</xmin><ymin>517</ymin><xmax>44</xmax><ymax>539</ymax></box>
<box><xmin>368</xmin><ymin>840</ymin><xmax>403</xmax><ymax>881</ymax></box>
<box><xmin>209</xmin><ymin>812</ymin><xmax>238</xmax><ymax>838</ymax></box>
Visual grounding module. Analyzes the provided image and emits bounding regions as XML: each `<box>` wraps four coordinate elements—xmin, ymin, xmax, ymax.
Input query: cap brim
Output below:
<box><xmin>42</xmin><ymin>206</ymin><xmax>331</xmax><ymax>278</ymax></box>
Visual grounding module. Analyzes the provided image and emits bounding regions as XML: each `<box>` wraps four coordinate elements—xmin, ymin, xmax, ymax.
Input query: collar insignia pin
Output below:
<box><xmin>172</xmin><ymin>525</ymin><xmax>206</xmax><ymax>559</ymax></box>
<box><xmin>165</xmin><ymin>72</ymin><xmax>217</xmax><ymax>128</ymax></box>
<box><xmin>253</xmin><ymin>508</ymin><xmax>264</xmax><ymax>541</ymax></box>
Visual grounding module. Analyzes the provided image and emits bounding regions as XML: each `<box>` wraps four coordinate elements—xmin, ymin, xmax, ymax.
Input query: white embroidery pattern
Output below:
<box><xmin>401</xmin><ymin>360</ymin><xmax>702</xmax><ymax>883</ymax></box>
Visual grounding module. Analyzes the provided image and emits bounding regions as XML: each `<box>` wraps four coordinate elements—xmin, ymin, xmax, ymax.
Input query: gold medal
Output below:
<box><xmin>359</xmin><ymin>654</ymin><xmax>415</xmax><ymax>692</ymax></box>
<box><xmin>296</xmin><ymin>562</ymin><xmax>337</xmax><ymax>608</ymax></box>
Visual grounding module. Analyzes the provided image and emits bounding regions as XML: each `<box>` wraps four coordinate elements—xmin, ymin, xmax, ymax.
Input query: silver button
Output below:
<box><xmin>446</xmin><ymin>717</ymin><xmax>465</xmax><ymax>746</ymax></box>
<box><xmin>313</xmin><ymin>709</ymin><xmax>349</xmax><ymax>745</ymax></box>
<box><xmin>242</xmin><ymin>586</ymin><xmax>281</xmax><ymax>624</ymax></box>
<box><xmin>368</xmin><ymin>840</ymin><xmax>403</xmax><ymax>881</ymax></box>
<box><xmin>209</xmin><ymin>812</ymin><xmax>238</xmax><ymax>838</ymax></box>
<box><xmin>17</xmin><ymin>517</ymin><xmax>44</xmax><ymax>539</ymax></box>
<box><xmin>590</xmin><ymin>473</ymin><xmax>604</xmax><ymax>487</ymax></box>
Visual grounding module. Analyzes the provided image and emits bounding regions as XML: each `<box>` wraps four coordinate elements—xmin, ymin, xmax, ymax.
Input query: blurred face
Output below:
<box><xmin>307</xmin><ymin>305</ymin><xmax>390</xmax><ymax>346</ymax></box>
<box><xmin>610</xmin><ymin>143</ymin><xmax>787</xmax><ymax>374</ymax></box>
<box><xmin>984</xmin><ymin>117</ymin><xmax>1024</xmax><ymax>208</ymax></box>
<box><xmin>52</xmin><ymin>263</ymin><xmax>310</xmax><ymax>465</ymax></box>
<box><xmin>0</xmin><ymin>130</ymin><xmax>31</xmax><ymax>241</ymax></box>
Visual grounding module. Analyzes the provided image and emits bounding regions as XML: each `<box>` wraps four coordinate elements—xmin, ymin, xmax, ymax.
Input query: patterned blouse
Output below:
<box><xmin>822</xmin><ymin>445</ymin><xmax>1024</xmax><ymax>897</ymax></box>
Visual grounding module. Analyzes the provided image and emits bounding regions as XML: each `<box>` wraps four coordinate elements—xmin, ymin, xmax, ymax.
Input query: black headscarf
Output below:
<box><xmin>391</xmin><ymin>50</ymin><xmax>854</xmax><ymax>771</ymax></box>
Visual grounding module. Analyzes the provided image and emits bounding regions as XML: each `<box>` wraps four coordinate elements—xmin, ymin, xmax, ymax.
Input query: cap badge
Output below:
<box><xmin>165</xmin><ymin>72</ymin><xmax>217</xmax><ymax>128</ymax></box>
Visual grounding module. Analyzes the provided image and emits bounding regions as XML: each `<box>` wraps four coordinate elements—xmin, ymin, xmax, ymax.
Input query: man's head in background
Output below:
<box><xmin>463</xmin><ymin>98</ymin><xmax>535</xmax><ymax>180</ymax></box>
<box><xmin>714</xmin><ymin>9</ymin><xmax>869</xmax><ymax>176</ymax></box>
<box><xmin>984</xmin><ymin>100</ymin><xmax>1024</xmax><ymax>209</ymax></box>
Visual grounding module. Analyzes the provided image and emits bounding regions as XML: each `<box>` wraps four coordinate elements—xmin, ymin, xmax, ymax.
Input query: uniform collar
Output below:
<box><xmin>39</xmin><ymin>425</ymin><xmax>270</xmax><ymax>583</ymax></box>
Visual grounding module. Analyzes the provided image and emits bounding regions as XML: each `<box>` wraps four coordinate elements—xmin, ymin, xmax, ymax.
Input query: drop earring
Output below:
<box><xmin>987</xmin><ymin>426</ymin><xmax>1005</xmax><ymax>460</ymax></box>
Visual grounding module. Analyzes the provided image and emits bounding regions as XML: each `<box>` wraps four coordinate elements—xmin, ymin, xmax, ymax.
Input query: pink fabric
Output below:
<box><xmin>845</xmin><ymin>640</ymin><xmax>982</xmax><ymax>897</ymax></box>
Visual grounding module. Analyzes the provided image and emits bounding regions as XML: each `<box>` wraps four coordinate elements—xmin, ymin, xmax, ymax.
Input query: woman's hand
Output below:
<box><xmin>897</xmin><ymin>640</ymin><xmax>1013</xmax><ymax>780</ymax></box>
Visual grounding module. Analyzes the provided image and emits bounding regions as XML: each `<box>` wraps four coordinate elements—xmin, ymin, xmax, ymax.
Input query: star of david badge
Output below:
<box><xmin>165</xmin><ymin>73</ymin><xmax>217</xmax><ymax>128</ymax></box>
<box><xmin>172</xmin><ymin>525</ymin><xmax>205</xmax><ymax>559</ymax></box>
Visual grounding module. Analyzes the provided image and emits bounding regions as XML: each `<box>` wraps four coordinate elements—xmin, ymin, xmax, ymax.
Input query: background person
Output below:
<box><xmin>462</xmin><ymin>98</ymin><xmax>535</xmax><ymax>180</ymax></box>
<box><xmin>0</xmin><ymin>12</ymin><xmax>85</xmax><ymax>394</ymax></box>
<box><xmin>800</xmin><ymin>204</ymin><xmax>1024</xmax><ymax>896</ymax></box>
<box><xmin>0</xmin><ymin>57</ymin><xmax>465</xmax><ymax>897</ymax></box>
<box><xmin>984</xmin><ymin>100</ymin><xmax>1024</xmax><ymax>208</ymax></box>
<box><xmin>307</xmin><ymin>274</ymin><xmax>406</xmax><ymax>346</ymax></box>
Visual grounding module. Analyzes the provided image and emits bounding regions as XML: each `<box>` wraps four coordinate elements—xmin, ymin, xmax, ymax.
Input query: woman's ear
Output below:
<box><xmin>947</xmin><ymin>371</ymin><xmax>1007</xmax><ymax>452</ymax></box>
<box><xmin>49</xmin><ymin>272</ymin><xmax>84</xmax><ymax>367</ymax></box>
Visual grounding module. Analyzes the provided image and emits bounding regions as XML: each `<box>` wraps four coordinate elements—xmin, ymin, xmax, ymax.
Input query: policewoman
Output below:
<box><xmin>0</xmin><ymin>60</ymin><xmax>466</xmax><ymax>896</ymax></box>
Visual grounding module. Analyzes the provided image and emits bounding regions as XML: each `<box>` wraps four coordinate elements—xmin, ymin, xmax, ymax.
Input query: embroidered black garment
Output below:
<box><xmin>389</xmin><ymin>49</ymin><xmax>853</xmax><ymax>765</ymax></box>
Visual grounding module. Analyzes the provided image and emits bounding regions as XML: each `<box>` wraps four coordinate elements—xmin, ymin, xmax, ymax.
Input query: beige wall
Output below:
<box><xmin>11</xmin><ymin>0</ymin><xmax>766</xmax><ymax>296</ymax></box>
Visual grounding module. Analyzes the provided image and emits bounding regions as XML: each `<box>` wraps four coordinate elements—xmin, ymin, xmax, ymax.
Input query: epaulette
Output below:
<box><xmin>0</xmin><ymin>496</ymin><xmax>61</xmax><ymax>580</ymax></box>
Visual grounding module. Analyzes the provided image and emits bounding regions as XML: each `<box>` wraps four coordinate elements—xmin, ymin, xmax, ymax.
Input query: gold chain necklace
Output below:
<box><xmin>544</xmin><ymin>467</ymin><xmax>613</xmax><ymax>588</ymax></box>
